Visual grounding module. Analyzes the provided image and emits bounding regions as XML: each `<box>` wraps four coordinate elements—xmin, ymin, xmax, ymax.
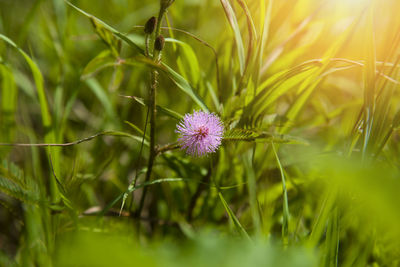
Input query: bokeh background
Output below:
<box><xmin>1</xmin><ymin>0</ymin><xmax>400</xmax><ymax>266</ymax></box>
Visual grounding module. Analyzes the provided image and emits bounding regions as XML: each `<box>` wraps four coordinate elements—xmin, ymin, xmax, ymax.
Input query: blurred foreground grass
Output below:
<box><xmin>1</xmin><ymin>0</ymin><xmax>400</xmax><ymax>266</ymax></box>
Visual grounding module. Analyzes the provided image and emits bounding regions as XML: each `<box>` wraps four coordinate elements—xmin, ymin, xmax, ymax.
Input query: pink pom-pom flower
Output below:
<box><xmin>176</xmin><ymin>111</ymin><xmax>224</xmax><ymax>157</ymax></box>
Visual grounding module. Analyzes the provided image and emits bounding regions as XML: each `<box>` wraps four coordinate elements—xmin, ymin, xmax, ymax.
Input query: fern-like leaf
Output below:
<box><xmin>223</xmin><ymin>128</ymin><xmax>308</xmax><ymax>145</ymax></box>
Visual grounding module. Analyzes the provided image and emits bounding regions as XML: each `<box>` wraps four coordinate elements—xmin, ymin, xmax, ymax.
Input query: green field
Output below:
<box><xmin>1</xmin><ymin>0</ymin><xmax>400</xmax><ymax>266</ymax></box>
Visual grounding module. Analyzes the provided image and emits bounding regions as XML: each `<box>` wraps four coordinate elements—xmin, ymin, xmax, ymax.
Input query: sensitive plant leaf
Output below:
<box><xmin>0</xmin><ymin>177</ymin><xmax>35</xmax><ymax>203</ymax></box>
<box><xmin>0</xmin><ymin>161</ymin><xmax>39</xmax><ymax>204</ymax></box>
<box><xmin>64</xmin><ymin>0</ymin><xmax>144</xmax><ymax>55</ymax></box>
<box><xmin>0</xmin><ymin>160</ymin><xmax>26</xmax><ymax>189</ymax></box>
<box><xmin>223</xmin><ymin>128</ymin><xmax>309</xmax><ymax>145</ymax></box>
<box><xmin>224</xmin><ymin>128</ymin><xmax>261</xmax><ymax>141</ymax></box>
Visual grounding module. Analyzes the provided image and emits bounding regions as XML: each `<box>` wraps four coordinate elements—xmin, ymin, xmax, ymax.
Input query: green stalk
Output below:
<box><xmin>136</xmin><ymin>0</ymin><xmax>172</xmax><ymax>221</ymax></box>
<box><xmin>271</xmin><ymin>142</ymin><xmax>289</xmax><ymax>246</ymax></box>
<box><xmin>137</xmin><ymin>69</ymin><xmax>158</xmax><ymax>218</ymax></box>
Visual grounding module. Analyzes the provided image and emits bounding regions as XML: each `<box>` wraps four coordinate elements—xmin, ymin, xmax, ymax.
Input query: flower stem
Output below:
<box><xmin>137</xmin><ymin>69</ymin><xmax>158</xmax><ymax>218</ymax></box>
<box><xmin>136</xmin><ymin>2</ymin><xmax>170</xmax><ymax>222</ymax></box>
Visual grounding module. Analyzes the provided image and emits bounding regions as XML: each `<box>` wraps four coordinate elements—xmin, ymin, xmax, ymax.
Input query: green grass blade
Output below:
<box><xmin>122</xmin><ymin>95</ymin><xmax>183</xmax><ymax>120</ymax></box>
<box><xmin>0</xmin><ymin>33</ymin><xmax>60</xmax><ymax>202</ymax></box>
<box><xmin>220</xmin><ymin>0</ymin><xmax>245</xmax><ymax>74</ymax></box>
<box><xmin>271</xmin><ymin>143</ymin><xmax>289</xmax><ymax>245</ymax></box>
<box><xmin>0</xmin><ymin>64</ymin><xmax>17</xmax><ymax>143</ymax></box>
<box><xmin>280</xmin><ymin>14</ymin><xmax>363</xmax><ymax>134</ymax></box>
<box><xmin>81</xmin><ymin>50</ymin><xmax>118</xmax><ymax>80</ymax></box>
<box><xmin>219</xmin><ymin>192</ymin><xmax>251</xmax><ymax>240</ymax></box>
<box><xmin>124</xmin><ymin>121</ymin><xmax>149</xmax><ymax>140</ymax></box>
<box><xmin>165</xmin><ymin>38</ymin><xmax>201</xmax><ymax>86</ymax></box>
<box><xmin>85</xmin><ymin>78</ymin><xmax>117</xmax><ymax>122</ymax></box>
<box><xmin>322</xmin><ymin>208</ymin><xmax>339</xmax><ymax>267</ymax></box>
<box><xmin>362</xmin><ymin>4</ymin><xmax>376</xmax><ymax>157</ymax></box>
<box><xmin>64</xmin><ymin>0</ymin><xmax>144</xmax><ymax>54</ymax></box>
<box><xmin>125</xmin><ymin>56</ymin><xmax>209</xmax><ymax>112</ymax></box>
<box><xmin>243</xmin><ymin>152</ymin><xmax>261</xmax><ymax>236</ymax></box>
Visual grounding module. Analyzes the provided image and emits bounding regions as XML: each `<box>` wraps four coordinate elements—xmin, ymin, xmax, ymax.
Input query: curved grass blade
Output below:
<box><xmin>280</xmin><ymin>13</ymin><xmax>364</xmax><ymax>134</ymax></box>
<box><xmin>64</xmin><ymin>0</ymin><xmax>144</xmax><ymax>55</ymax></box>
<box><xmin>165</xmin><ymin>38</ymin><xmax>200</xmax><ymax>85</ymax></box>
<box><xmin>0</xmin><ymin>64</ymin><xmax>17</xmax><ymax>143</ymax></box>
<box><xmin>0</xmin><ymin>33</ymin><xmax>60</xmax><ymax>202</ymax></box>
<box><xmin>271</xmin><ymin>143</ymin><xmax>290</xmax><ymax>245</ymax></box>
<box><xmin>81</xmin><ymin>50</ymin><xmax>119</xmax><ymax>80</ymax></box>
<box><xmin>125</xmin><ymin>56</ymin><xmax>209</xmax><ymax>112</ymax></box>
<box><xmin>362</xmin><ymin>5</ymin><xmax>376</xmax><ymax>158</ymax></box>
<box><xmin>124</xmin><ymin>121</ymin><xmax>149</xmax><ymax>140</ymax></box>
<box><xmin>219</xmin><ymin>192</ymin><xmax>251</xmax><ymax>241</ymax></box>
<box><xmin>243</xmin><ymin>152</ymin><xmax>261</xmax><ymax>236</ymax></box>
<box><xmin>120</xmin><ymin>94</ymin><xmax>183</xmax><ymax>120</ymax></box>
<box><xmin>220</xmin><ymin>0</ymin><xmax>245</xmax><ymax>75</ymax></box>
<box><xmin>85</xmin><ymin>78</ymin><xmax>118</xmax><ymax>121</ymax></box>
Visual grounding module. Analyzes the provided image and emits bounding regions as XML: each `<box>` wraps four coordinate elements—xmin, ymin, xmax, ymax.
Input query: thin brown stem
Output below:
<box><xmin>0</xmin><ymin>132</ymin><xmax>113</xmax><ymax>147</ymax></box>
<box><xmin>136</xmin><ymin>2</ymin><xmax>172</xmax><ymax>222</ymax></box>
<box><xmin>137</xmin><ymin>69</ymin><xmax>158</xmax><ymax>218</ymax></box>
<box><xmin>156</xmin><ymin>142</ymin><xmax>180</xmax><ymax>155</ymax></box>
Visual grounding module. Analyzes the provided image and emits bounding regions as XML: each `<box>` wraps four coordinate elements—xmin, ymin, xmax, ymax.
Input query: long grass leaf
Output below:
<box><xmin>220</xmin><ymin>0</ymin><xmax>245</xmax><ymax>74</ymax></box>
<box><xmin>0</xmin><ymin>33</ymin><xmax>60</xmax><ymax>202</ymax></box>
<box><xmin>64</xmin><ymin>0</ymin><xmax>144</xmax><ymax>54</ymax></box>
<box><xmin>219</xmin><ymin>192</ymin><xmax>251</xmax><ymax>240</ymax></box>
<box><xmin>271</xmin><ymin>143</ymin><xmax>289</xmax><ymax>245</ymax></box>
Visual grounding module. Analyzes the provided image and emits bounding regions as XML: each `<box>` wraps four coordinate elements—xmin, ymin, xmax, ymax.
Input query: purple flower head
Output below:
<box><xmin>176</xmin><ymin>111</ymin><xmax>224</xmax><ymax>157</ymax></box>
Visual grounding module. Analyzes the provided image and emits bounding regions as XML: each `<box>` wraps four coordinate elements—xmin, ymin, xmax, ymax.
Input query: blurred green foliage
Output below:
<box><xmin>1</xmin><ymin>0</ymin><xmax>400</xmax><ymax>266</ymax></box>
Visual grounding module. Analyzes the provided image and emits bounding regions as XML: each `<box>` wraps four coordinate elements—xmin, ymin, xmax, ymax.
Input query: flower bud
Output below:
<box><xmin>144</xmin><ymin>16</ymin><xmax>157</xmax><ymax>34</ymax></box>
<box><xmin>154</xmin><ymin>35</ymin><xmax>165</xmax><ymax>51</ymax></box>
